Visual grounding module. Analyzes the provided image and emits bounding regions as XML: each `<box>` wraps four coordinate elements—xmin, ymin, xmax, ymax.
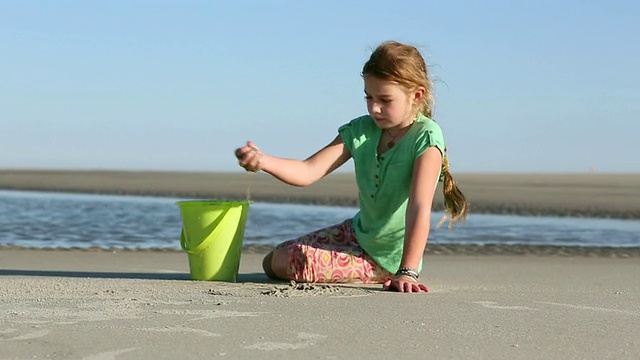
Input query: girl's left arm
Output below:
<box><xmin>383</xmin><ymin>146</ymin><xmax>442</xmax><ymax>293</ymax></box>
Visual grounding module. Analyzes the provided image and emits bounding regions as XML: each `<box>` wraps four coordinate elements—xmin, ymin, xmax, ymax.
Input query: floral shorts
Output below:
<box><xmin>275</xmin><ymin>219</ymin><xmax>392</xmax><ymax>284</ymax></box>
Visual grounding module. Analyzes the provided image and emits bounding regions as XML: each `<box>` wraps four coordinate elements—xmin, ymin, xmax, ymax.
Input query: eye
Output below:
<box><xmin>381</xmin><ymin>99</ymin><xmax>391</xmax><ymax>103</ymax></box>
<box><xmin>364</xmin><ymin>96</ymin><xmax>372</xmax><ymax>100</ymax></box>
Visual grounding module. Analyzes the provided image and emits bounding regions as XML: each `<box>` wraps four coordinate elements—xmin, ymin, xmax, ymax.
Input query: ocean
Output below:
<box><xmin>1</xmin><ymin>190</ymin><xmax>638</xmax><ymax>250</ymax></box>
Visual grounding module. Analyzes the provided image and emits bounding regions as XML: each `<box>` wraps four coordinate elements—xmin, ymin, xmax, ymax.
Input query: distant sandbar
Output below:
<box><xmin>0</xmin><ymin>170</ymin><xmax>639</xmax><ymax>219</ymax></box>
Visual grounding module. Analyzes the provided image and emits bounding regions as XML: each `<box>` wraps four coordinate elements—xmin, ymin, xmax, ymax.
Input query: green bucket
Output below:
<box><xmin>176</xmin><ymin>200</ymin><xmax>250</xmax><ymax>281</ymax></box>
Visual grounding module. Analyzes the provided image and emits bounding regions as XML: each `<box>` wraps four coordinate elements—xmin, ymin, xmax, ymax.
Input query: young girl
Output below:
<box><xmin>235</xmin><ymin>41</ymin><xmax>467</xmax><ymax>293</ymax></box>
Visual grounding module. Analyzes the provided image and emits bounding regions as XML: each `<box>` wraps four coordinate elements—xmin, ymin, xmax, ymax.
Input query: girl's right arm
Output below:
<box><xmin>235</xmin><ymin>135</ymin><xmax>351</xmax><ymax>187</ymax></box>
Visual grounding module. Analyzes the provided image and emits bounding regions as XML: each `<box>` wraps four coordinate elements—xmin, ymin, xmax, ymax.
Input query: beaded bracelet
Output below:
<box><xmin>395</xmin><ymin>267</ymin><xmax>419</xmax><ymax>280</ymax></box>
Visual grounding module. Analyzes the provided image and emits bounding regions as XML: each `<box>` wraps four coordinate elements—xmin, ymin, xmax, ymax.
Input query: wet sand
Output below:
<box><xmin>1</xmin><ymin>170</ymin><xmax>639</xmax><ymax>219</ymax></box>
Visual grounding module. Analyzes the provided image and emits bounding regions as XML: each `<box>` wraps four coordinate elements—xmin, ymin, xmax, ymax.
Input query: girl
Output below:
<box><xmin>235</xmin><ymin>41</ymin><xmax>467</xmax><ymax>293</ymax></box>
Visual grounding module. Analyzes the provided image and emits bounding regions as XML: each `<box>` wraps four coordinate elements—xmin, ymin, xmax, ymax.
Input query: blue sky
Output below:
<box><xmin>1</xmin><ymin>1</ymin><xmax>638</xmax><ymax>173</ymax></box>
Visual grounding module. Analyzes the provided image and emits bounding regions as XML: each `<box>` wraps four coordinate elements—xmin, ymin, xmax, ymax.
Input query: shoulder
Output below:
<box><xmin>338</xmin><ymin>115</ymin><xmax>377</xmax><ymax>140</ymax></box>
<box><xmin>339</xmin><ymin>115</ymin><xmax>377</xmax><ymax>153</ymax></box>
<box><xmin>413</xmin><ymin>115</ymin><xmax>445</xmax><ymax>155</ymax></box>
<box><xmin>414</xmin><ymin>116</ymin><xmax>444</xmax><ymax>140</ymax></box>
<box><xmin>414</xmin><ymin>115</ymin><xmax>443</xmax><ymax>133</ymax></box>
<box><xmin>339</xmin><ymin>114</ymin><xmax>375</xmax><ymax>131</ymax></box>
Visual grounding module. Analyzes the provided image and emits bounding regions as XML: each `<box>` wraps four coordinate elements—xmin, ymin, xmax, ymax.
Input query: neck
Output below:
<box><xmin>383</xmin><ymin>121</ymin><xmax>414</xmax><ymax>149</ymax></box>
<box><xmin>386</xmin><ymin>120</ymin><xmax>414</xmax><ymax>137</ymax></box>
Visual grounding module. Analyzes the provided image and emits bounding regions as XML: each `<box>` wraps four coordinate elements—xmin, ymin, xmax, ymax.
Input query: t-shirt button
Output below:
<box><xmin>370</xmin><ymin>194</ymin><xmax>374</xmax><ymax>198</ymax></box>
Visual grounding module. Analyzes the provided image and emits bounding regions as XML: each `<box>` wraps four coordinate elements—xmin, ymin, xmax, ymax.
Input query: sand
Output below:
<box><xmin>1</xmin><ymin>249</ymin><xmax>639</xmax><ymax>359</ymax></box>
<box><xmin>1</xmin><ymin>170</ymin><xmax>639</xmax><ymax>358</ymax></box>
<box><xmin>1</xmin><ymin>170</ymin><xmax>639</xmax><ymax>218</ymax></box>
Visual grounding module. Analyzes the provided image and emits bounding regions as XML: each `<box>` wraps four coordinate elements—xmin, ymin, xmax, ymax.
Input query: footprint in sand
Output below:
<box><xmin>535</xmin><ymin>301</ymin><xmax>638</xmax><ymax>316</ymax></box>
<box><xmin>0</xmin><ymin>329</ymin><xmax>50</xmax><ymax>341</ymax></box>
<box><xmin>152</xmin><ymin>309</ymin><xmax>262</xmax><ymax>321</ymax></box>
<box><xmin>244</xmin><ymin>332</ymin><xmax>327</xmax><ymax>351</ymax></box>
<box><xmin>82</xmin><ymin>348</ymin><xmax>137</xmax><ymax>360</ymax></box>
<box><xmin>138</xmin><ymin>326</ymin><xmax>220</xmax><ymax>337</ymax></box>
<box><xmin>473</xmin><ymin>301</ymin><xmax>539</xmax><ymax>311</ymax></box>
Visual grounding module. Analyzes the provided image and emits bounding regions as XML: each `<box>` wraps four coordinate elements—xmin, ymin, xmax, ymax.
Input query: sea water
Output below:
<box><xmin>0</xmin><ymin>190</ymin><xmax>638</xmax><ymax>250</ymax></box>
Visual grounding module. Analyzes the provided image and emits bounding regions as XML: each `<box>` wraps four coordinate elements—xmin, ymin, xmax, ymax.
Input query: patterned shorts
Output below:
<box><xmin>275</xmin><ymin>219</ymin><xmax>392</xmax><ymax>283</ymax></box>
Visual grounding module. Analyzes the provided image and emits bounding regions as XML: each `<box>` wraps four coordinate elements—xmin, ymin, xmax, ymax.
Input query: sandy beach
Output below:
<box><xmin>1</xmin><ymin>249</ymin><xmax>639</xmax><ymax>359</ymax></box>
<box><xmin>1</xmin><ymin>170</ymin><xmax>639</xmax><ymax>359</ymax></box>
<box><xmin>1</xmin><ymin>170</ymin><xmax>639</xmax><ymax>219</ymax></box>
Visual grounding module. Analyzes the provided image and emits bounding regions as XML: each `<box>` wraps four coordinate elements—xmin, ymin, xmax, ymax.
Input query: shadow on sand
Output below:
<box><xmin>0</xmin><ymin>269</ymin><xmax>276</xmax><ymax>283</ymax></box>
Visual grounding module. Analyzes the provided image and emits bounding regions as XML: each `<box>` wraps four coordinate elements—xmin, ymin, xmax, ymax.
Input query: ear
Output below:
<box><xmin>412</xmin><ymin>86</ymin><xmax>426</xmax><ymax>103</ymax></box>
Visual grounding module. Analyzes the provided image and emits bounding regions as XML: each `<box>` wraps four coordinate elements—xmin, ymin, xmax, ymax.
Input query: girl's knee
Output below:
<box><xmin>263</xmin><ymin>248</ymin><xmax>290</xmax><ymax>280</ymax></box>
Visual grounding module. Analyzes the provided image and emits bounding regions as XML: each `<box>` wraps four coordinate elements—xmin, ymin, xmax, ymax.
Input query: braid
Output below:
<box><xmin>437</xmin><ymin>153</ymin><xmax>468</xmax><ymax>229</ymax></box>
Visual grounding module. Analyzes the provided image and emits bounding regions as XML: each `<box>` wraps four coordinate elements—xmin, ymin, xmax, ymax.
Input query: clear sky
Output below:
<box><xmin>1</xmin><ymin>1</ymin><xmax>638</xmax><ymax>173</ymax></box>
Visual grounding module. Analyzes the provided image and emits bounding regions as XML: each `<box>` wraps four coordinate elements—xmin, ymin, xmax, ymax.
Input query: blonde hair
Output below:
<box><xmin>362</xmin><ymin>41</ymin><xmax>468</xmax><ymax>226</ymax></box>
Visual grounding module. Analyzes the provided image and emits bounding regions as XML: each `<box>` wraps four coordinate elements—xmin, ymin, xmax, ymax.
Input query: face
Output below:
<box><xmin>364</xmin><ymin>75</ymin><xmax>423</xmax><ymax>129</ymax></box>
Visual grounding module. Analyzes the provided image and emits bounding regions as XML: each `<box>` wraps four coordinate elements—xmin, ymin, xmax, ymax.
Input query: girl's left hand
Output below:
<box><xmin>382</xmin><ymin>276</ymin><xmax>429</xmax><ymax>293</ymax></box>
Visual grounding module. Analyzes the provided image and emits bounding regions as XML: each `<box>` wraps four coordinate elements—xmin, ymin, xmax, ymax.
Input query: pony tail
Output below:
<box><xmin>419</xmin><ymin>95</ymin><xmax>433</xmax><ymax>119</ymax></box>
<box><xmin>418</xmin><ymin>78</ymin><xmax>434</xmax><ymax>119</ymax></box>
<box><xmin>438</xmin><ymin>155</ymin><xmax>468</xmax><ymax>229</ymax></box>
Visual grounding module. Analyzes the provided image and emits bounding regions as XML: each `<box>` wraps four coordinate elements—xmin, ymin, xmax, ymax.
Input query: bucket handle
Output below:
<box><xmin>180</xmin><ymin>206</ymin><xmax>231</xmax><ymax>255</ymax></box>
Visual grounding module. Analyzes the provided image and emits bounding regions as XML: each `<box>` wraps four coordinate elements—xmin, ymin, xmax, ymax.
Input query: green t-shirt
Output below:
<box><xmin>338</xmin><ymin>113</ymin><xmax>446</xmax><ymax>273</ymax></box>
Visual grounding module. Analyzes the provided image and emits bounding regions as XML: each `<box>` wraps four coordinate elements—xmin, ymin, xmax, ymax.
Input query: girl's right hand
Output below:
<box><xmin>235</xmin><ymin>141</ymin><xmax>264</xmax><ymax>172</ymax></box>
